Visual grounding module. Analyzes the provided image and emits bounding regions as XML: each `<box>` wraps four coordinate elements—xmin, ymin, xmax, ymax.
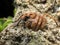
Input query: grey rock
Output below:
<box><xmin>0</xmin><ymin>0</ymin><xmax>60</xmax><ymax>45</ymax></box>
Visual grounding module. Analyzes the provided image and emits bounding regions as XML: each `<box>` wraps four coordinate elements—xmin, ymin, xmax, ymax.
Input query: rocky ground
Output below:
<box><xmin>0</xmin><ymin>0</ymin><xmax>60</xmax><ymax>45</ymax></box>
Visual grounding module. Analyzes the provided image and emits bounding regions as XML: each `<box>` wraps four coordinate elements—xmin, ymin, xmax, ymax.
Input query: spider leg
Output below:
<box><xmin>35</xmin><ymin>16</ymin><xmax>42</xmax><ymax>30</ymax></box>
<box><xmin>43</xmin><ymin>13</ymin><xmax>58</xmax><ymax>26</ymax></box>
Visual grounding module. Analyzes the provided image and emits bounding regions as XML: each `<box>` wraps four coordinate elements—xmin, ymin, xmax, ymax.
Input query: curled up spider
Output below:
<box><xmin>18</xmin><ymin>12</ymin><xmax>58</xmax><ymax>31</ymax></box>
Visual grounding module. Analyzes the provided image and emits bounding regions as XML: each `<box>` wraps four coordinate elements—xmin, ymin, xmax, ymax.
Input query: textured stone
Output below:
<box><xmin>0</xmin><ymin>0</ymin><xmax>60</xmax><ymax>45</ymax></box>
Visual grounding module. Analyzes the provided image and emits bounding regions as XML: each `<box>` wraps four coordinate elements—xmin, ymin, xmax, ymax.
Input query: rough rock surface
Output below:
<box><xmin>0</xmin><ymin>0</ymin><xmax>60</xmax><ymax>45</ymax></box>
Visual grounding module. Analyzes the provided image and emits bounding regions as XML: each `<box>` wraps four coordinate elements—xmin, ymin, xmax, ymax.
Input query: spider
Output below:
<box><xmin>19</xmin><ymin>12</ymin><xmax>58</xmax><ymax>31</ymax></box>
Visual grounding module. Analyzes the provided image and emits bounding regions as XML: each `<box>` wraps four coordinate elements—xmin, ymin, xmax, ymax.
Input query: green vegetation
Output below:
<box><xmin>14</xmin><ymin>8</ymin><xmax>16</xmax><ymax>15</ymax></box>
<box><xmin>0</xmin><ymin>8</ymin><xmax>16</xmax><ymax>32</ymax></box>
<box><xmin>0</xmin><ymin>16</ymin><xmax>12</xmax><ymax>32</ymax></box>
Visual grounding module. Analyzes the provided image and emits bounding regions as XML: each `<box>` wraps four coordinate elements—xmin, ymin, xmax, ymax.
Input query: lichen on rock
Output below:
<box><xmin>0</xmin><ymin>0</ymin><xmax>60</xmax><ymax>45</ymax></box>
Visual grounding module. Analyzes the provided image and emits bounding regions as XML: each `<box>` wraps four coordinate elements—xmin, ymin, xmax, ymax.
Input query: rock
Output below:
<box><xmin>0</xmin><ymin>0</ymin><xmax>60</xmax><ymax>45</ymax></box>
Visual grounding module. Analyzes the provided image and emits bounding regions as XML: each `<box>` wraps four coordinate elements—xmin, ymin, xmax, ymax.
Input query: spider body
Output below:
<box><xmin>20</xmin><ymin>12</ymin><xmax>58</xmax><ymax>31</ymax></box>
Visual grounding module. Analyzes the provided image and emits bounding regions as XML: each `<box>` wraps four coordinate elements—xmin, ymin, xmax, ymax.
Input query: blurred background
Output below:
<box><xmin>0</xmin><ymin>0</ymin><xmax>14</xmax><ymax>31</ymax></box>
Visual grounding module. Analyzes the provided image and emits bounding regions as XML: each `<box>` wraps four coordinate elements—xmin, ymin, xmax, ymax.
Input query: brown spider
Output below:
<box><xmin>20</xmin><ymin>12</ymin><xmax>58</xmax><ymax>31</ymax></box>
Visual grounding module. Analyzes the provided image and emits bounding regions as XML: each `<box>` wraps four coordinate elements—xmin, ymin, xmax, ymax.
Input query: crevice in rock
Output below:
<box><xmin>0</xmin><ymin>0</ymin><xmax>14</xmax><ymax>18</ymax></box>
